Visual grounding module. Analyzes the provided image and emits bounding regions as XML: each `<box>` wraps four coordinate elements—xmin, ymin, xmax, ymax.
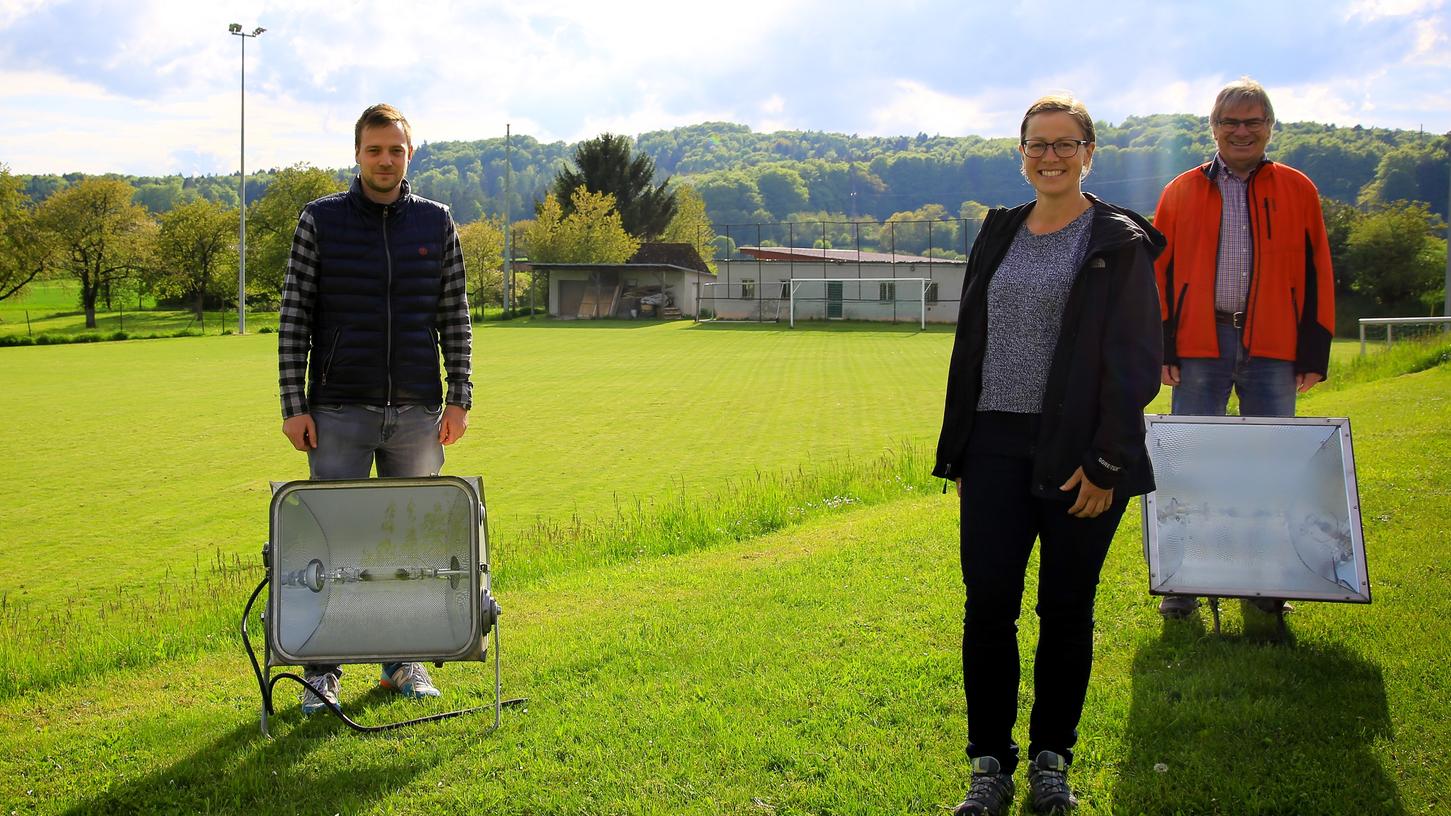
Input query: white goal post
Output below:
<box><xmin>788</xmin><ymin>277</ymin><xmax>933</xmax><ymax>330</ymax></box>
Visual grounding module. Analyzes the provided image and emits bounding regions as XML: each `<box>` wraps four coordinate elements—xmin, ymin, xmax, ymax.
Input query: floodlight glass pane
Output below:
<box><xmin>1144</xmin><ymin>417</ymin><xmax>1369</xmax><ymax>603</ymax></box>
<box><xmin>270</xmin><ymin>481</ymin><xmax>480</xmax><ymax>663</ymax></box>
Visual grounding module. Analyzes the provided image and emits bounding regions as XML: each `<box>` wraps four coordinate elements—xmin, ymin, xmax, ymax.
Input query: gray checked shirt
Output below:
<box><xmin>1212</xmin><ymin>153</ymin><xmax>1261</xmax><ymax>314</ymax></box>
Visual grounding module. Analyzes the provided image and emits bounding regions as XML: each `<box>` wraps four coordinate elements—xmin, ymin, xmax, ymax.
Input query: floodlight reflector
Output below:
<box><xmin>267</xmin><ymin>477</ymin><xmax>488</xmax><ymax>666</ymax></box>
<box><xmin>1142</xmin><ymin>415</ymin><xmax>1370</xmax><ymax>604</ymax></box>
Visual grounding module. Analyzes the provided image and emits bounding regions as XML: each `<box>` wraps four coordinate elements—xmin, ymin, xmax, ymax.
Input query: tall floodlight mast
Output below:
<box><xmin>229</xmin><ymin>23</ymin><xmax>265</xmax><ymax>334</ymax></box>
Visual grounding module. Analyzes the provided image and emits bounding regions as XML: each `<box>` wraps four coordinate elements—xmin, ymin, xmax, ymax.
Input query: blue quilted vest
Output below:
<box><xmin>305</xmin><ymin>178</ymin><xmax>452</xmax><ymax>407</ymax></box>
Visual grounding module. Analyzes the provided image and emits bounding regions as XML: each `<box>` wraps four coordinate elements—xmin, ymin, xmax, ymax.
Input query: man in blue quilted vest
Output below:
<box><xmin>277</xmin><ymin>103</ymin><xmax>473</xmax><ymax>714</ymax></box>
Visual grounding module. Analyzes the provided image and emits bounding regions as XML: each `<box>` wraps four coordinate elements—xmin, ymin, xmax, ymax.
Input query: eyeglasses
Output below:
<box><xmin>1216</xmin><ymin>118</ymin><xmax>1268</xmax><ymax>132</ymax></box>
<box><xmin>1021</xmin><ymin>139</ymin><xmax>1090</xmax><ymax>158</ymax></box>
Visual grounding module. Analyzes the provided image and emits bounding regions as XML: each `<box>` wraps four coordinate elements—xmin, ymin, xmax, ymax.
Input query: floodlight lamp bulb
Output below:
<box><xmin>278</xmin><ymin>556</ymin><xmax>468</xmax><ymax>593</ymax></box>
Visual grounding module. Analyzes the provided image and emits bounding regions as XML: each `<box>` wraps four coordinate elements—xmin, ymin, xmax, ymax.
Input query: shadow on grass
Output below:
<box><xmin>62</xmin><ymin>683</ymin><xmax>457</xmax><ymax>815</ymax></box>
<box><xmin>1113</xmin><ymin>619</ymin><xmax>1402</xmax><ymax>814</ymax></box>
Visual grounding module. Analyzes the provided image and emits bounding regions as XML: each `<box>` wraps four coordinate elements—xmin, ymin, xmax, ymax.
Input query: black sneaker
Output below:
<box><xmin>1157</xmin><ymin>595</ymin><xmax>1200</xmax><ymax>620</ymax></box>
<box><xmin>1027</xmin><ymin>751</ymin><xmax>1077</xmax><ymax>813</ymax></box>
<box><xmin>954</xmin><ymin>756</ymin><xmax>1016</xmax><ymax>816</ymax></box>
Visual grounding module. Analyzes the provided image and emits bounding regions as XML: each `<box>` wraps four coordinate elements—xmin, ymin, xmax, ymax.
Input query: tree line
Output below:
<box><xmin>3</xmin><ymin>116</ymin><xmax>1447</xmax><ymax>322</ymax></box>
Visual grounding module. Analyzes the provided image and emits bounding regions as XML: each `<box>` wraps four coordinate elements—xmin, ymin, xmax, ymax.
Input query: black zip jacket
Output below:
<box><xmin>932</xmin><ymin>195</ymin><xmax>1165</xmax><ymax>499</ymax></box>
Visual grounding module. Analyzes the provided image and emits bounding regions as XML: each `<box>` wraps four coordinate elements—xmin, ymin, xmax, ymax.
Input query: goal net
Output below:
<box><xmin>787</xmin><ymin>278</ymin><xmax>932</xmax><ymax>329</ymax></box>
<box><xmin>696</xmin><ymin>280</ymin><xmax>786</xmax><ymax>322</ymax></box>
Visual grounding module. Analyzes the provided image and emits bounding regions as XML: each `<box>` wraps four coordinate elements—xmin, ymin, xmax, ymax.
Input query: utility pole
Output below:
<box><xmin>228</xmin><ymin>23</ymin><xmax>265</xmax><ymax>334</ymax></box>
<box><xmin>1444</xmin><ymin>134</ymin><xmax>1450</xmax><ymax>318</ymax></box>
<box><xmin>503</xmin><ymin>123</ymin><xmax>511</xmax><ymax>316</ymax></box>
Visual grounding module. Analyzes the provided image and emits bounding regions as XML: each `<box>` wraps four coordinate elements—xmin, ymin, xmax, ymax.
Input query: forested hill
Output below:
<box><xmin>13</xmin><ymin>116</ymin><xmax>1449</xmax><ymax>228</ymax></box>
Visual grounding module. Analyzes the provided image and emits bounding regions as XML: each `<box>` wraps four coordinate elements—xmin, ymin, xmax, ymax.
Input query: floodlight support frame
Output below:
<box><xmin>242</xmin><ymin>575</ymin><xmax>520</xmax><ymax>736</ymax></box>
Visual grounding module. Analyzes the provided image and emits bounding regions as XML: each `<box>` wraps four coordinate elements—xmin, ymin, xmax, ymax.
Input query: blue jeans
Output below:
<box><xmin>304</xmin><ymin>403</ymin><xmax>444</xmax><ymax>679</ymax></box>
<box><xmin>308</xmin><ymin>403</ymin><xmax>445</xmax><ymax>480</ymax></box>
<box><xmin>1172</xmin><ymin>322</ymin><xmax>1296</xmax><ymax>418</ymax></box>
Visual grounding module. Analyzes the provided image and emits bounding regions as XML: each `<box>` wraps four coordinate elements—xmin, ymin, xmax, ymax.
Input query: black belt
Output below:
<box><xmin>1215</xmin><ymin>310</ymin><xmax>1245</xmax><ymax>328</ymax></box>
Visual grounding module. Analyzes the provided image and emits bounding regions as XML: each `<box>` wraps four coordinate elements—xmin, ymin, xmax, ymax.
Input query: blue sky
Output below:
<box><xmin>2</xmin><ymin>0</ymin><xmax>1448</xmax><ymax>176</ymax></box>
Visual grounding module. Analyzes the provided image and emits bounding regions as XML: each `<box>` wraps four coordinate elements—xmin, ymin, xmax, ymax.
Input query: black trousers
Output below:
<box><xmin>959</xmin><ymin>412</ymin><xmax>1127</xmax><ymax>773</ymax></box>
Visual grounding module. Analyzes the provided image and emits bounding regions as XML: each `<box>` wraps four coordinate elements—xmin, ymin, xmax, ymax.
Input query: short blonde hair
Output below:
<box><xmin>1020</xmin><ymin>95</ymin><xmax>1095</xmax><ymax>144</ymax></box>
<box><xmin>1211</xmin><ymin>78</ymin><xmax>1275</xmax><ymax>127</ymax></box>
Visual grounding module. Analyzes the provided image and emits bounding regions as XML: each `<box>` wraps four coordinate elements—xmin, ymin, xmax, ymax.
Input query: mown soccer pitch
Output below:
<box><xmin>0</xmin><ymin>319</ymin><xmax>974</xmax><ymax>610</ymax></box>
<box><xmin>2</xmin><ymin>323</ymin><xmax>1448</xmax><ymax>815</ymax></box>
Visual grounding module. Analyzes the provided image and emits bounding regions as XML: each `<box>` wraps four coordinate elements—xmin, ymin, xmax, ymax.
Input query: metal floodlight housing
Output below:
<box><xmin>1142</xmin><ymin>414</ymin><xmax>1371</xmax><ymax>607</ymax></box>
<box><xmin>267</xmin><ymin>476</ymin><xmax>491</xmax><ymax>666</ymax></box>
<box><xmin>242</xmin><ymin>476</ymin><xmax>523</xmax><ymax>736</ymax></box>
<box><xmin>228</xmin><ymin>22</ymin><xmax>242</xmax><ymax>33</ymax></box>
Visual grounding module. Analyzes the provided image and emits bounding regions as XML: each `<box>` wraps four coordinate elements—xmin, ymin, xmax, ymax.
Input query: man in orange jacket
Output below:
<box><xmin>1152</xmin><ymin>78</ymin><xmax>1336</xmax><ymax>621</ymax></box>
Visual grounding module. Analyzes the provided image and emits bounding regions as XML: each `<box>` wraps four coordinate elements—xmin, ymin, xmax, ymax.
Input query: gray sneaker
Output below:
<box><xmin>1027</xmin><ymin>751</ymin><xmax>1077</xmax><ymax>813</ymax></box>
<box><xmin>1158</xmin><ymin>595</ymin><xmax>1200</xmax><ymax>620</ymax></box>
<box><xmin>300</xmin><ymin>672</ymin><xmax>340</xmax><ymax>715</ymax></box>
<box><xmin>381</xmin><ymin>662</ymin><xmax>441</xmax><ymax>699</ymax></box>
<box><xmin>954</xmin><ymin>756</ymin><xmax>1016</xmax><ymax>816</ymax></box>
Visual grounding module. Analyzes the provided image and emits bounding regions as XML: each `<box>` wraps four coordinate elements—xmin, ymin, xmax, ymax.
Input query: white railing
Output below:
<box><xmin>1358</xmin><ymin>316</ymin><xmax>1451</xmax><ymax>355</ymax></box>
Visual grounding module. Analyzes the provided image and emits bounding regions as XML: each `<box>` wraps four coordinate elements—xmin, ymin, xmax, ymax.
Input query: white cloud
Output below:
<box><xmin>1273</xmin><ymin>81</ymin><xmax>1372</xmax><ymax>125</ymax></box>
<box><xmin>574</xmin><ymin>95</ymin><xmax>737</xmax><ymax>142</ymax></box>
<box><xmin>1344</xmin><ymin>0</ymin><xmax>1443</xmax><ymax>19</ymax></box>
<box><xmin>2</xmin><ymin>0</ymin><xmax>1450</xmax><ymax>174</ymax></box>
<box><xmin>0</xmin><ymin>0</ymin><xmax>44</xmax><ymax>27</ymax></box>
<box><xmin>867</xmin><ymin>80</ymin><xmax>1006</xmax><ymax>137</ymax></box>
<box><xmin>1089</xmin><ymin>75</ymin><xmax>1232</xmax><ymax>120</ymax></box>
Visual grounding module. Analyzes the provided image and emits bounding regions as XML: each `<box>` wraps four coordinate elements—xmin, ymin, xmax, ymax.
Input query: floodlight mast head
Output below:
<box><xmin>241</xmin><ymin>476</ymin><xmax>524</xmax><ymax>736</ymax></box>
<box><xmin>228</xmin><ymin>22</ymin><xmax>242</xmax><ymax>33</ymax></box>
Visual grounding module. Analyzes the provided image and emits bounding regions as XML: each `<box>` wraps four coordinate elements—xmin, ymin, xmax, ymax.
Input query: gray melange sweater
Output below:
<box><xmin>976</xmin><ymin>207</ymin><xmax>1093</xmax><ymax>413</ymax></box>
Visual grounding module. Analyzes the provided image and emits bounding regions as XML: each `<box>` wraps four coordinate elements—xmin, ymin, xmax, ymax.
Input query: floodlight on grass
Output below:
<box><xmin>1143</xmin><ymin>415</ymin><xmax>1370</xmax><ymax>630</ymax></box>
<box><xmin>241</xmin><ymin>476</ymin><xmax>524</xmax><ymax>736</ymax></box>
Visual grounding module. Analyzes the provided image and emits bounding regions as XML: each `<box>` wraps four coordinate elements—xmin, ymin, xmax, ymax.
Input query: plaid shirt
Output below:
<box><xmin>1211</xmin><ymin>153</ymin><xmax>1262</xmax><ymax>314</ymax></box>
<box><xmin>277</xmin><ymin>193</ymin><xmax>472</xmax><ymax>419</ymax></box>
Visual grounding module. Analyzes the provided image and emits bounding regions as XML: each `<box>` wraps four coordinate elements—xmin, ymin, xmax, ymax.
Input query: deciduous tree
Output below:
<box><xmin>658</xmin><ymin>184</ymin><xmax>716</xmax><ymax>270</ymax></box>
<box><xmin>458</xmin><ymin>217</ymin><xmax>506</xmax><ymax>307</ymax></box>
<box><xmin>523</xmin><ymin>189</ymin><xmax>639</xmax><ymax>264</ymax></box>
<box><xmin>0</xmin><ymin>165</ymin><xmax>51</xmax><ymax>303</ymax></box>
<box><xmin>1346</xmin><ymin>201</ymin><xmax>1447</xmax><ymax>309</ymax></box>
<box><xmin>246</xmin><ymin>164</ymin><xmax>346</xmax><ymax>297</ymax></box>
<box><xmin>36</xmin><ymin>178</ymin><xmax>154</xmax><ymax>327</ymax></box>
<box><xmin>154</xmin><ymin>199</ymin><xmax>238</xmax><ymax>318</ymax></box>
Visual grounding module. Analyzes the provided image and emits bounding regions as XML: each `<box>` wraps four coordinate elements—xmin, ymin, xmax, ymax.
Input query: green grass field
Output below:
<box><xmin>1</xmin><ymin>324</ymin><xmax>1448</xmax><ymax>814</ymax></box>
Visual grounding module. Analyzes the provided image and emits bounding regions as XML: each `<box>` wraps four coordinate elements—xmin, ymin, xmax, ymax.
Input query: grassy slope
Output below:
<box><xmin>1</xmin><ymin>356</ymin><xmax>1447</xmax><ymax>814</ymax></box>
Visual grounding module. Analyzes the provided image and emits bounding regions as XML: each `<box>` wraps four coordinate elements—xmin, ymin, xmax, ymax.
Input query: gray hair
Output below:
<box><xmin>1211</xmin><ymin>78</ymin><xmax>1276</xmax><ymax>127</ymax></box>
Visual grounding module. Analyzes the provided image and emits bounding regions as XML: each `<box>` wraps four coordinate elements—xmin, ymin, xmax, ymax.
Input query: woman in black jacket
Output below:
<box><xmin>935</xmin><ymin>96</ymin><xmax>1163</xmax><ymax>816</ymax></box>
